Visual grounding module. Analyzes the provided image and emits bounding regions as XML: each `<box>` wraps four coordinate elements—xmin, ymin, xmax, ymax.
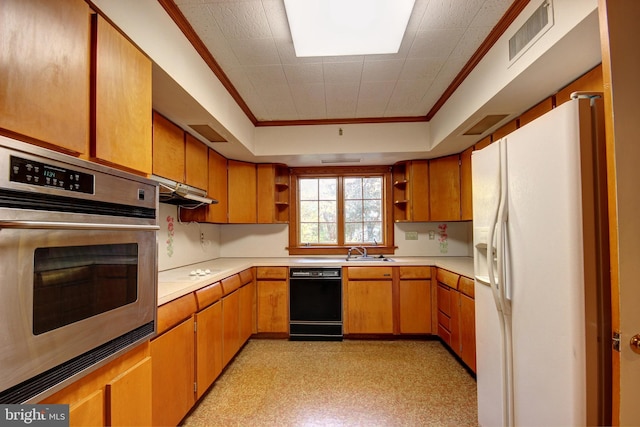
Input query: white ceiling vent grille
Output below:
<box><xmin>509</xmin><ymin>0</ymin><xmax>553</xmax><ymax>63</ymax></box>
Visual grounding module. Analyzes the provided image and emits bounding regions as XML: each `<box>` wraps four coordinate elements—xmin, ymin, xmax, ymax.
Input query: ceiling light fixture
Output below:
<box><xmin>284</xmin><ymin>0</ymin><xmax>415</xmax><ymax>57</ymax></box>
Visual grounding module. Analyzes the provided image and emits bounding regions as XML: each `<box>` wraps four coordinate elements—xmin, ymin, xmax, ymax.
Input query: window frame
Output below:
<box><xmin>288</xmin><ymin>166</ymin><xmax>395</xmax><ymax>256</ymax></box>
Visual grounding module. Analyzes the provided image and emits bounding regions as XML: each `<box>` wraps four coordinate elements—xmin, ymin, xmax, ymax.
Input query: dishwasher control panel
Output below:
<box><xmin>290</xmin><ymin>267</ymin><xmax>341</xmax><ymax>278</ymax></box>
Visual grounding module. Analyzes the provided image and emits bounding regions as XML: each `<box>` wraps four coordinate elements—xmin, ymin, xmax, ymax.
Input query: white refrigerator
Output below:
<box><xmin>472</xmin><ymin>97</ymin><xmax>609</xmax><ymax>426</ymax></box>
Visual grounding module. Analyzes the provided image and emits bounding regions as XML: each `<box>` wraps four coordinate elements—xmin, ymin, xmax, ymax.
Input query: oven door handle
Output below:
<box><xmin>0</xmin><ymin>220</ymin><xmax>159</xmax><ymax>231</ymax></box>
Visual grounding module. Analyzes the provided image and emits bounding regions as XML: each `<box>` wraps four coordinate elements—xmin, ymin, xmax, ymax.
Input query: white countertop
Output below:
<box><xmin>157</xmin><ymin>256</ymin><xmax>474</xmax><ymax>306</ymax></box>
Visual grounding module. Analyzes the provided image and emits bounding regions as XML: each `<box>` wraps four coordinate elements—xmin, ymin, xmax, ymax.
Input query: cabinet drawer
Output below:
<box><xmin>438</xmin><ymin>323</ymin><xmax>452</xmax><ymax>346</ymax></box>
<box><xmin>221</xmin><ymin>274</ymin><xmax>242</xmax><ymax>295</ymax></box>
<box><xmin>157</xmin><ymin>293</ymin><xmax>197</xmax><ymax>335</ymax></box>
<box><xmin>398</xmin><ymin>266</ymin><xmax>431</xmax><ymax>279</ymax></box>
<box><xmin>239</xmin><ymin>268</ymin><xmax>254</xmax><ymax>284</ymax></box>
<box><xmin>437</xmin><ymin>310</ymin><xmax>451</xmax><ymax>331</ymax></box>
<box><xmin>256</xmin><ymin>267</ymin><xmax>288</xmax><ymax>280</ymax></box>
<box><xmin>436</xmin><ymin>268</ymin><xmax>460</xmax><ymax>289</ymax></box>
<box><xmin>437</xmin><ymin>284</ymin><xmax>451</xmax><ymax>317</ymax></box>
<box><xmin>194</xmin><ymin>281</ymin><xmax>223</xmax><ymax>310</ymax></box>
<box><xmin>346</xmin><ymin>266</ymin><xmax>393</xmax><ymax>280</ymax></box>
<box><xmin>458</xmin><ymin>276</ymin><xmax>474</xmax><ymax>298</ymax></box>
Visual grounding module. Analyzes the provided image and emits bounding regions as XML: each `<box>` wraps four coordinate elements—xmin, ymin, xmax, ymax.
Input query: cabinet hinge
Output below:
<box><xmin>613</xmin><ymin>331</ymin><xmax>621</xmax><ymax>352</ymax></box>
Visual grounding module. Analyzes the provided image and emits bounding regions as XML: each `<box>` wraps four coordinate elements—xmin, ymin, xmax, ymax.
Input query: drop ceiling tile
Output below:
<box><xmin>323</xmin><ymin>61</ymin><xmax>364</xmax><ymax>84</ymax></box>
<box><xmin>290</xmin><ymin>83</ymin><xmax>327</xmax><ymax>117</ymax></box>
<box><xmin>451</xmin><ymin>26</ymin><xmax>494</xmax><ymax>59</ymax></box>
<box><xmin>262</xmin><ymin>0</ymin><xmax>291</xmax><ymax>39</ymax></box>
<box><xmin>361</xmin><ymin>59</ymin><xmax>405</xmax><ymax>82</ymax></box>
<box><xmin>356</xmin><ymin>81</ymin><xmax>396</xmax><ymax>118</ymax></box>
<box><xmin>243</xmin><ymin>64</ymin><xmax>288</xmax><ymax>85</ymax></box>
<box><xmin>253</xmin><ymin>83</ymin><xmax>297</xmax><ymax>119</ymax></box>
<box><xmin>274</xmin><ymin>38</ymin><xmax>323</xmax><ymax>65</ymax></box>
<box><xmin>408</xmin><ymin>28</ymin><xmax>466</xmax><ymax>59</ymax></box>
<box><xmin>208</xmin><ymin>1</ymin><xmax>272</xmax><ymax>40</ymax></box>
<box><xmin>230</xmin><ymin>38</ymin><xmax>281</xmax><ymax>66</ymax></box>
<box><xmin>418</xmin><ymin>0</ymin><xmax>485</xmax><ymax>30</ymax></box>
<box><xmin>325</xmin><ymin>83</ymin><xmax>359</xmax><ymax>118</ymax></box>
<box><xmin>399</xmin><ymin>57</ymin><xmax>445</xmax><ymax>81</ymax></box>
<box><xmin>386</xmin><ymin>79</ymin><xmax>432</xmax><ymax>116</ymax></box>
<box><xmin>471</xmin><ymin>0</ymin><xmax>516</xmax><ymax>27</ymax></box>
<box><xmin>283</xmin><ymin>63</ymin><xmax>324</xmax><ymax>84</ymax></box>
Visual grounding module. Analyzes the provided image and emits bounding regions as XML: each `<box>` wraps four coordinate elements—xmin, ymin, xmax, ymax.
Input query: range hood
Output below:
<box><xmin>152</xmin><ymin>175</ymin><xmax>217</xmax><ymax>208</ymax></box>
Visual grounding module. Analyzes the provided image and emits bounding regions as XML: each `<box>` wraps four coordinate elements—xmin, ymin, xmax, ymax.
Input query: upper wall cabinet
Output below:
<box><xmin>257</xmin><ymin>164</ymin><xmax>290</xmax><ymax>224</ymax></box>
<box><xmin>185</xmin><ymin>134</ymin><xmax>208</xmax><ymax>190</ymax></box>
<box><xmin>91</xmin><ymin>14</ymin><xmax>152</xmax><ymax>174</ymax></box>
<box><xmin>152</xmin><ymin>112</ymin><xmax>185</xmax><ymax>183</ymax></box>
<box><xmin>460</xmin><ymin>147</ymin><xmax>473</xmax><ymax>221</ymax></box>
<box><xmin>228</xmin><ymin>160</ymin><xmax>257</xmax><ymax>223</ymax></box>
<box><xmin>392</xmin><ymin>160</ymin><xmax>429</xmax><ymax>222</ymax></box>
<box><xmin>429</xmin><ymin>154</ymin><xmax>461</xmax><ymax>221</ymax></box>
<box><xmin>0</xmin><ymin>0</ymin><xmax>90</xmax><ymax>154</ymax></box>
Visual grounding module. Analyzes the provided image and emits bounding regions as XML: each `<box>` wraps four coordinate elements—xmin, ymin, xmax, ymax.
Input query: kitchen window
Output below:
<box><xmin>288</xmin><ymin>166</ymin><xmax>394</xmax><ymax>255</ymax></box>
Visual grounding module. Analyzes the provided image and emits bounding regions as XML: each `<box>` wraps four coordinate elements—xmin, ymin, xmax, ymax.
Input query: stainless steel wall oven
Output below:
<box><xmin>0</xmin><ymin>136</ymin><xmax>158</xmax><ymax>403</ymax></box>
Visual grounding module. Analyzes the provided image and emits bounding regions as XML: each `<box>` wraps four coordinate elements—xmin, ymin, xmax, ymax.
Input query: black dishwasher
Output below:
<box><xmin>289</xmin><ymin>267</ymin><xmax>343</xmax><ymax>341</ymax></box>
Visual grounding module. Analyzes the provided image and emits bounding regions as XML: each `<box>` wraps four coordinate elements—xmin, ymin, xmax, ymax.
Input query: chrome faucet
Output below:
<box><xmin>347</xmin><ymin>246</ymin><xmax>367</xmax><ymax>259</ymax></box>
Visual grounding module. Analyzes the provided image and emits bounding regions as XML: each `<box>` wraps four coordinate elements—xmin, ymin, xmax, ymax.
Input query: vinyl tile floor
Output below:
<box><xmin>182</xmin><ymin>339</ymin><xmax>478</xmax><ymax>427</ymax></box>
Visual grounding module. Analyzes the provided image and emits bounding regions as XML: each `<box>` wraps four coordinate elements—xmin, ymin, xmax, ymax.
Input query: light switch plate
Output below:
<box><xmin>405</xmin><ymin>231</ymin><xmax>418</xmax><ymax>240</ymax></box>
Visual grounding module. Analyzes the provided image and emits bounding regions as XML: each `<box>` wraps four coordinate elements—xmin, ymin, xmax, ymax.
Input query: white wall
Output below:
<box><xmin>157</xmin><ymin>203</ymin><xmax>221</xmax><ymax>271</ymax></box>
<box><xmin>393</xmin><ymin>222</ymin><xmax>472</xmax><ymax>257</ymax></box>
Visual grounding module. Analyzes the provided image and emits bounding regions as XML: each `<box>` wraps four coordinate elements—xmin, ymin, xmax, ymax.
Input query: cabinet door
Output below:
<box><xmin>195</xmin><ymin>301</ymin><xmax>223</xmax><ymax>399</ymax></box>
<box><xmin>239</xmin><ymin>282</ymin><xmax>255</xmax><ymax>343</ymax></box>
<box><xmin>93</xmin><ymin>15</ymin><xmax>152</xmax><ymax>174</ymax></box>
<box><xmin>69</xmin><ymin>390</ymin><xmax>104</xmax><ymax>427</ymax></box>
<box><xmin>185</xmin><ymin>133</ymin><xmax>208</xmax><ymax>190</ymax></box>
<box><xmin>206</xmin><ymin>149</ymin><xmax>228</xmax><ymax>223</ymax></box>
<box><xmin>346</xmin><ymin>280</ymin><xmax>393</xmax><ymax>334</ymax></box>
<box><xmin>257</xmin><ymin>164</ymin><xmax>276</xmax><ymax>223</ymax></box>
<box><xmin>222</xmin><ymin>291</ymin><xmax>241</xmax><ymax>366</ymax></box>
<box><xmin>151</xmin><ymin>317</ymin><xmax>195</xmax><ymax>427</ymax></box>
<box><xmin>257</xmin><ymin>280</ymin><xmax>289</xmax><ymax>333</ymax></box>
<box><xmin>399</xmin><ymin>279</ymin><xmax>432</xmax><ymax>334</ymax></box>
<box><xmin>152</xmin><ymin>111</ymin><xmax>185</xmax><ymax>182</ymax></box>
<box><xmin>228</xmin><ymin>160</ymin><xmax>257</xmax><ymax>223</ymax></box>
<box><xmin>460</xmin><ymin>293</ymin><xmax>476</xmax><ymax>372</ymax></box>
<box><xmin>460</xmin><ymin>146</ymin><xmax>473</xmax><ymax>221</ymax></box>
<box><xmin>0</xmin><ymin>0</ymin><xmax>90</xmax><ymax>154</ymax></box>
<box><xmin>106</xmin><ymin>357</ymin><xmax>152</xmax><ymax>427</ymax></box>
<box><xmin>450</xmin><ymin>291</ymin><xmax>461</xmax><ymax>357</ymax></box>
<box><xmin>429</xmin><ymin>154</ymin><xmax>461</xmax><ymax>221</ymax></box>
<box><xmin>410</xmin><ymin>160</ymin><xmax>430</xmax><ymax>221</ymax></box>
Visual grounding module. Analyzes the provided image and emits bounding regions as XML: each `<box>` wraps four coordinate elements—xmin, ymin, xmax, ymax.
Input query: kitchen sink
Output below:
<box><xmin>345</xmin><ymin>256</ymin><xmax>395</xmax><ymax>262</ymax></box>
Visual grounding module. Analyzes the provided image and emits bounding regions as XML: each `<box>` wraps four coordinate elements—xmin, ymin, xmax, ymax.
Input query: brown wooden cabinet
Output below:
<box><xmin>92</xmin><ymin>15</ymin><xmax>152</xmax><ymax>174</ymax></box>
<box><xmin>392</xmin><ymin>160</ymin><xmax>429</xmax><ymax>222</ymax></box>
<box><xmin>185</xmin><ymin>133</ymin><xmax>208</xmax><ymax>190</ymax></box>
<box><xmin>239</xmin><ymin>269</ymin><xmax>256</xmax><ymax>343</ymax></box>
<box><xmin>152</xmin><ymin>112</ymin><xmax>185</xmax><ymax>182</ymax></box>
<box><xmin>205</xmin><ymin>149</ymin><xmax>229</xmax><ymax>222</ymax></box>
<box><xmin>257</xmin><ymin>164</ymin><xmax>290</xmax><ymax>223</ymax></box>
<box><xmin>194</xmin><ymin>281</ymin><xmax>224</xmax><ymax>400</ymax></box>
<box><xmin>398</xmin><ymin>266</ymin><xmax>432</xmax><ymax>334</ymax></box>
<box><xmin>256</xmin><ymin>267</ymin><xmax>289</xmax><ymax>334</ymax></box>
<box><xmin>151</xmin><ymin>294</ymin><xmax>197</xmax><ymax>427</ymax></box>
<box><xmin>429</xmin><ymin>154</ymin><xmax>461</xmax><ymax>221</ymax></box>
<box><xmin>0</xmin><ymin>0</ymin><xmax>91</xmax><ymax>154</ymax></box>
<box><xmin>41</xmin><ymin>342</ymin><xmax>151</xmax><ymax>427</ymax></box>
<box><xmin>228</xmin><ymin>160</ymin><xmax>257</xmax><ymax>223</ymax></box>
<box><xmin>435</xmin><ymin>268</ymin><xmax>476</xmax><ymax>372</ymax></box>
<box><xmin>344</xmin><ymin>267</ymin><xmax>394</xmax><ymax>334</ymax></box>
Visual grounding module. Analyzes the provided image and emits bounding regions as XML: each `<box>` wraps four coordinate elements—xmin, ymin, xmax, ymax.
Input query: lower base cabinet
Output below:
<box><xmin>40</xmin><ymin>342</ymin><xmax>152</xmax><ymax>427</ymax></box>
<box><xmin>195</xmin><ymin>300</ymin><xmax>223</xmax><ymax>400</ymax></box>
<box><xmin>151</xmin><ymin>317</ymin><xmax>195</xmax><ymax>427</ymax></box>
<box><xmin>256</xmin><ymin>267</ymin><xmax>289</xmax><ymax>333</ymax></box>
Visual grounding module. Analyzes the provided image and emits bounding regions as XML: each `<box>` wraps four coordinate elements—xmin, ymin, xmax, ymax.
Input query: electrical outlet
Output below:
<box><xmin>405</xmin><ymin>231</ymin><xmax>418</xmax><ymax>240</ymax></box>
<box><xmin>200</xmin><ymin>232</ymin><xmax>205</xmax><ymax>244</ymax></box>
<box><xmin>428</xmin><ymin>230</ymin><xmax>436</xmax><ymax>240</ymax></box>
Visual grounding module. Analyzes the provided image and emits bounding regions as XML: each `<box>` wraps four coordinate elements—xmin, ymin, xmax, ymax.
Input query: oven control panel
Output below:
<box><xmin>10</xmin><ymin>155</ymin><xmax>94</xmax><ymax>194</ymax></box>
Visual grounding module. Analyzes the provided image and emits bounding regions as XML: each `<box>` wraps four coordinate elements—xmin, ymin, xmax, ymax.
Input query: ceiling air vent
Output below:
<box><xmin>509</xmin><ymin>0</ymin><xmax>554</xmax><ymax>63</ymax></box>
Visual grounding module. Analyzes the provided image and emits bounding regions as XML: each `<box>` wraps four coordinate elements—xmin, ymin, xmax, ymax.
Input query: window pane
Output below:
<box><xmin>364</xmin><ymin>222</ymin><xmax>382</xmax><ymax>243</ymax></box>
<box><xmin>364</xmin><ymin>199</ymin><xmax>382</xmax><ymax>221</ymax></box>
<box><xmin>344</xmin><ymin>178</ymin><xmax>362</xmax><ymax>199</ymax></box>
<box><xmin>300</xmin><ymin>223</ymin><xmax>318</xmax><ymax>243</ymax></box>
<box><xmin>345</xmin><ymin>222</ymin><xmax>363</xmax><ymax>243</ymax></box>
<box><xmin>363</xmin><ymin>177</ymin><xmax>382</xmax><ymax>199</ymax></box>
<box><xmin>344</xmin><ymin>200</ymin><xmax>362</xmax><ymax>222</ymax></box>
<box><xmin>299</xmin><ymin>201</ymin><xmax>318</xmax><ymax>222</ymax></box>
<box><xmin>319</xmin><ymin>200</ymin><xmax>337</xmax><ymax>222</ymax></box>
<box><xmin>300</xmin><ymin>179</ymin><xmax>318</xmax><ymax>200</ymax></box>
<box><xmin>319</xmin><ymin>223</ymin><xmax>337</xmax><ymax>243</ymax></box>
<box><xmin>318</xmin><ymin>178</ymin><xmax>337</xmax><ymax>200</ymax></box>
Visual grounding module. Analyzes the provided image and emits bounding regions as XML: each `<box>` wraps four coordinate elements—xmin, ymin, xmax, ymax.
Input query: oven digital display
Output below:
<box><xmin>9</xmin><ymin>155</ymin><xmax>94</xmax><ymax>194</ymax></box>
